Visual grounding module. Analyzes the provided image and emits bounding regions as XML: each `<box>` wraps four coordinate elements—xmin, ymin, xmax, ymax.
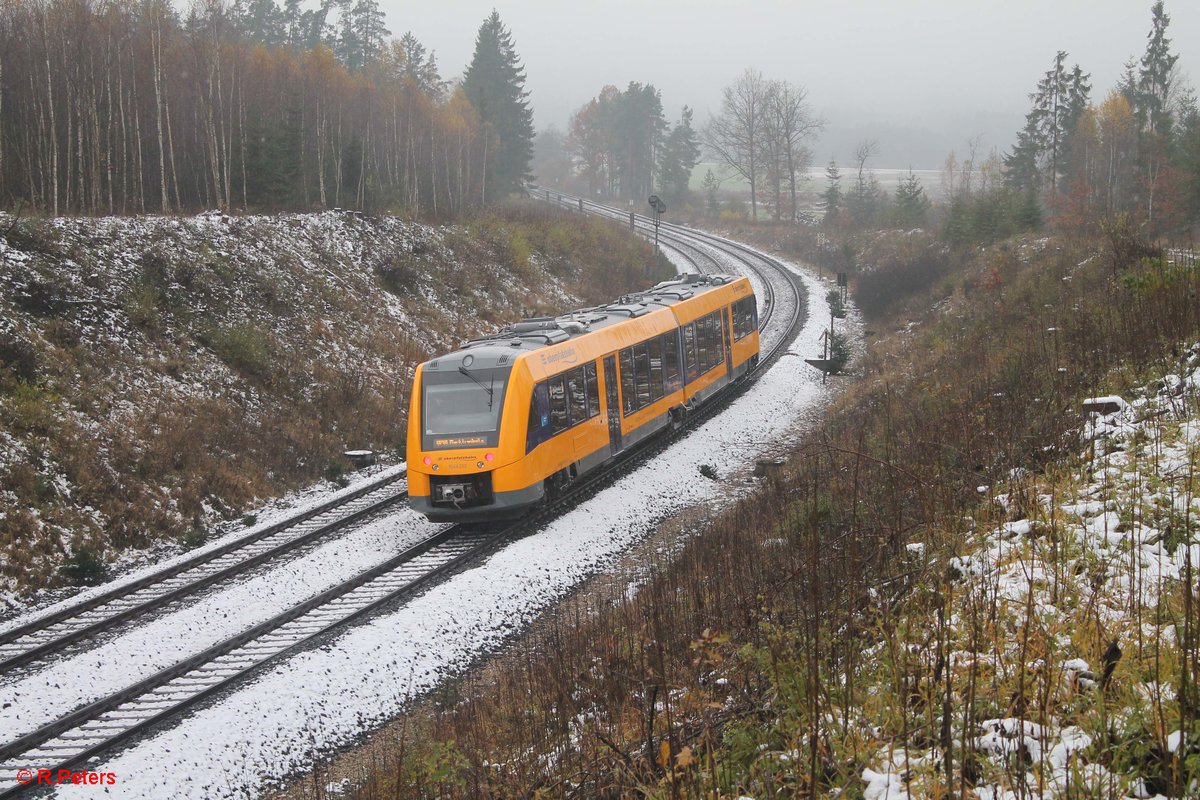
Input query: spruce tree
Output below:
<box><xmin>701</xmin><ymin>169</ymin><xmax>720</xmax><ymax>216</ymax></box>
<box><xmin>1003</xmin><ymin>51</ymin><xmax>1089</xmax><ymax>203</ymax></box>
<box><xmin>1137</xmin><ymin>0</ymin><xmax>1178</xmax><ymax>137</ymax></box>
<box><xmin>893</xmin><ymin>170</ymin><xmax>929</xmax><ymax>228</ymax></box>
<box><xmin>821</xmin><ymin>160</ymin><xmax>841</xmax><ymax>224</ymax></box>
<box><xmin>615</xmin><ymin>82</ymin><xmax>666</xmax><ymax>202</ymax></box>
<box><xmin>463</xmin><ymin>11</ymin><xmax>535</xmax><ymax>201</ymax></box>
<box><xmin>658</xmin><ymin>107</ymin><xmax>700</xmax><ymax>203</ymax></box>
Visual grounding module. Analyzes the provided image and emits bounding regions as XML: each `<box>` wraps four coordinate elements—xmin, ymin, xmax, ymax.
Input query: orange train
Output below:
<box><xmin>406</xmin><ymin>273</ymin><xmax>759</xmax><ymax>521</ymax></box>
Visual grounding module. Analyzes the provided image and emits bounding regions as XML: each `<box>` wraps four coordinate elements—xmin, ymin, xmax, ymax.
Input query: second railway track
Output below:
<box><xmin>0</xmin><ymin>470</ymin><xmax>408</xmax><ymax>675</ymax></box>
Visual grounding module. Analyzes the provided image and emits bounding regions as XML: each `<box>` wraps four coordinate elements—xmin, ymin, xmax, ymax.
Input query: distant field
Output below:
<box><xmin>690</xmin><ymin>163</ymin><xmax>944</xmax><ymax>200</ymax></box>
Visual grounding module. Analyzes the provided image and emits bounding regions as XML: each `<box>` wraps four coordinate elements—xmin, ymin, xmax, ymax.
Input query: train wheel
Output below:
<box><xmin>544</xmin><ymin>466</ymin><xmax>577</xmax><ymax>500</ymax></box>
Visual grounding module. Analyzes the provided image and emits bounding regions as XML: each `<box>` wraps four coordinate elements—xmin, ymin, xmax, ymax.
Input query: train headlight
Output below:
<box><xmin>423</xmin><ymin>456</ymin><xmax>432</xmax><ymax>466</ymax></box>
<box><xmin>485</xmin><ymin>452</ymin><xmax>494</xmax><ymax>462</ymax></box>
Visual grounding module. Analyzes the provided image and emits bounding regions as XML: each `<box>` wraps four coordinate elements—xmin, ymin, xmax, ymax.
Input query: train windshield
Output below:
<box><xmin>421</xmin><ymin>366</ymin><xmax>510</xmax><ymax>450</ymax></box>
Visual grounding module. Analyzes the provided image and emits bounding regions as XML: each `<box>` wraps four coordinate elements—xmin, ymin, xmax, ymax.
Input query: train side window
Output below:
<box><xmin>633</xmin><ymin>343</ymin><xmax>651</xmax><ymax>409</ymax></box>
<box><xmin>584</xmin><ymin>362</ymin><xmax>600</xmax><ymax>418</ymax></box>
<box><xmin>620</xmin><ymin>348</ymin><xmax>636</xmax><ymax>417</ymax></box>
<box><xmin>697</xmin><ymin>315</ymin><xmax>712</xmax><ymax>372</ymax></box>
<box><xmin>662</xmin><ymin>332</ymin><xmax>680</xmax><ymax>392</ymax></box>
<box><xmin>549</xmin><ymin>375</ymin><xmax>568</xmax><ymax>433</ymax></box>
<box><xmin>567</xmin><ymin>367</ymin><xmax>587</xmax><ymax>425</ymax></box>
<box><xmin>705</xmin><ymin>311</ymin><xmax>715</xmax><ymax>371</ymax></box>
<box><xmin>707</xmin><ymin>313</ymin><xmax>719</xmax><ymax>370</ymax></box>
<box><xmin>734</xmin><ymin>296</ymin><xmax>753</xmax><ymax>339</ymax></box>
<box><xmin>648</xmin><ymin>337</ymin><xmax>664</xmax><ymax>401</ymax></box>
<box><xmin>738</xmin><ymin>296</ymin><xmax>757</xmax><ymax>339</ymax></box>
<box><xmin>526</xmin><ymin>382</ymin><xmax>551</xmax><ymax>453</ymax></box>
<box><xmin>706</xmin><ymin>313</ymin><xmax>720</xmax><ymax>371</ymax></box>
<box><xmin>684</xmin><ymin>324</ymin><xmax>697</xmax><ymax>380</ymax></box>
<box><xmin>711</xmin><ymin>312</ymin><xmax>724</xmax><ymax>368</ymax></box>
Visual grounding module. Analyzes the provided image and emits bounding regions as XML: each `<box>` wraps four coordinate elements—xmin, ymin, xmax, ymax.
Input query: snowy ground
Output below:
<box><xmin>3</xmin><ymin>231</ymin><xmax>841</xmax><ymax>798</ymax></box>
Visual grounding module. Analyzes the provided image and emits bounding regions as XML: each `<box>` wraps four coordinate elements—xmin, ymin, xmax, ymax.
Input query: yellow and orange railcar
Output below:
<box><xmin>407</xmin><ymin>273</ymin><xmax>759</xmax><ymax>521</ymax></box>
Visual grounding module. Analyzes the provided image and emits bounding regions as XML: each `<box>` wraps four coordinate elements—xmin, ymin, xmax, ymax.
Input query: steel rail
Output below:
<box><xmin>0</xmin><ymin>472</ymin><xmax>407</xmax><ymax>675</ymax></box>
<box><xmin>0</xmin><ymin>519</ymin><xmax>498</xmax><ymax>797</ymax></box>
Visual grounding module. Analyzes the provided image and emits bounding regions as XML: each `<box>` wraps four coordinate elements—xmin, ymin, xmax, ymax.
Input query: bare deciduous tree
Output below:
<box><xmin>705</xmin><ymin>68</ymin><xmax>769</xmax><ymax>221</ymax></box>
<box><xmin>763</xmin><ymin>79</ymin><xmax>821</xmax><ymax>222</ymax></box>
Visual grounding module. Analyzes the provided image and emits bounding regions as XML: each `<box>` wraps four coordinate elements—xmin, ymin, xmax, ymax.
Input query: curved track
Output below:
<box><xmin>0</xmin><ymin>206</ymin><xmax>809</xmax><ymax>798</ymax></box>
<box><xmin>535</xmin><ymin>188</ymin><xmax>803</xmax><ymax>374</ymax></box>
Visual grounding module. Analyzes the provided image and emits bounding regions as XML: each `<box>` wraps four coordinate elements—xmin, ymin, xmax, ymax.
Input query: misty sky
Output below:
<box><xmin>377</xmin><ymin>0</ymin><xmax>1198</xmax><ymax>169</ymax></box>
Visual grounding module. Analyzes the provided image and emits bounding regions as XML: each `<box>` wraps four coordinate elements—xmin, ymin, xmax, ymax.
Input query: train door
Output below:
<box><xmin>722</xmin><ymin>308</ymin><xmax>734</xmax><ymax>376</ymax></box>
<box><xmin>603</xmin><ymin>355</ymin><xmax>623</xmax><ymax>454</ymax></box>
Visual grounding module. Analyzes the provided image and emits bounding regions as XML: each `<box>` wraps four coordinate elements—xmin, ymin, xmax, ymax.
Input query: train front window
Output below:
<box><xmin>421</xmin><ymin>366</ymin><xmax>510</xmax><ymax>449</ymax></box>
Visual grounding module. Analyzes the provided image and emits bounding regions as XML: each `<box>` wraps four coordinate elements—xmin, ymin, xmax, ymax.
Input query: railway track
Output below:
<box><xmin>0</xmin><ymin>472</ymin><xmax>409</xmax><ymax>676</ymax></box>
<box><xmin>0</xmin><ymin>520</ymin><xmax>510</xmax><ymax>798</ymax></box>
<box><xmin>535</xmin><ymin>188</ymin><xmax>800</xmax><ymax>369</ymax></box>
<box><xmin>0</xmin><ymin>209</ymin><xmax>809</xmax><ymax>797</ymax></box>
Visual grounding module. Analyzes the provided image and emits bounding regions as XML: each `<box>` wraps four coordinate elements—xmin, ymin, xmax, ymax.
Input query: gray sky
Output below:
<box><xmin>382</xmin><ymin>1</ymin><xmax>1199</xmax><ymax>168</ymax></box>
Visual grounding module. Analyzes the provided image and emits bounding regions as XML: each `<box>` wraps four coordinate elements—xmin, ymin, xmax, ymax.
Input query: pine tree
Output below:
<box><xmin>463</xmin><ymin>11</ymin><xmax>534</xmax><ymax>202</ymax></box>
<box><xmin>388</xmin><ymin>32</ymin><xmax>445</xmax><ymax>99</ymax></box>
<box><xmin>335</xmin><ymin>0</ymin><xmax>387</xmax><ymax>70</ymax></box>
<box><xmin>240</xmin><ymin>0</ymin><xmax>283</xmax><ymax>46</ymax></box>
<box><xmin>281</xmin><ymin>0</ymin><xmax>328</xmax><ymax>50</ymax></box>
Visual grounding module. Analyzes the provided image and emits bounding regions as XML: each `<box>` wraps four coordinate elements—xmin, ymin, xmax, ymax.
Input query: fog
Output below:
<box><xmin>380</xmin><ymin>0</ymin><xmax>1198</xmax><ymax>168</ymax></box>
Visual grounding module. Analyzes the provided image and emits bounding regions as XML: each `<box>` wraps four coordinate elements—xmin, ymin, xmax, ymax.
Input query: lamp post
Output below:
<box><xmin>647</xmin><ymin>194</ymin><xmax>666</xmax><ymax>252</ymax></box>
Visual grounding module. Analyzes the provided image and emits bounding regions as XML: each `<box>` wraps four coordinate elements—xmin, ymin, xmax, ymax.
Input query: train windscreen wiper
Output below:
<box><xmin>458</xmin><ymin>366</ymin><xmax>495</xmax><ymax>410</ymax></box>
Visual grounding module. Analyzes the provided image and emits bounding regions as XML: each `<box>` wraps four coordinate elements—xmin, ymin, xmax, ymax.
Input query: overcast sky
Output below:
<box><xmin>380</xmin><ymin>1</ymin><xmax>1198</xmax><ymax>168</ymax></box>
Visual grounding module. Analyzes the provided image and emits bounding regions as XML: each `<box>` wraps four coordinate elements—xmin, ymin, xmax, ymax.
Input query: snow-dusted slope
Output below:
<box><xmin>861</xmin><ymin>348</ymin><xmax>1200</xmax><ymax>800</ymax></box>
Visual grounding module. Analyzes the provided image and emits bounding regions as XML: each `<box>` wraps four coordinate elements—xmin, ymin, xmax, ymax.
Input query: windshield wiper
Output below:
<box><xmin>458</xmin><ymin>366</ymin><xmax>495</xmax><ymax>409</ymax></box>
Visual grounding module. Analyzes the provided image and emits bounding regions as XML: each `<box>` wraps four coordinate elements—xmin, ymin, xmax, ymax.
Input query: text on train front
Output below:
<box><xmin>421</xmin><ymin>364</ymin><xmax>511</xmax><ymax>451</ymax></box>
